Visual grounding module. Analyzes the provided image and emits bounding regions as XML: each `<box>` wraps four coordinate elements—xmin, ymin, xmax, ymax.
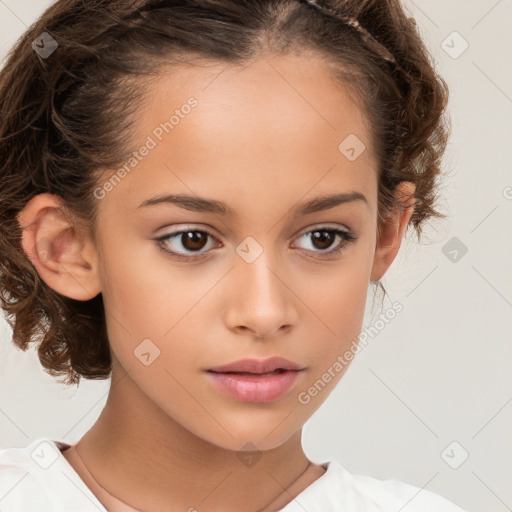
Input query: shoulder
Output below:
<box><xmin>0</xmin><ymin>441</ymin><xmax>54</xmax><ymax>511</ymax></box>
<box><xmin>280</xmin><ymin>460</ymin><xmax>466</xmax><ymax>512</ymax></box>
<box><xmin>337</xmin><ymin>464</ymin><xmax>466</xmax><ymax>511</ymax></box>
<box><xmin>0</xmin><ymin>438</ymin><xmax>106</xmax><ymax>512</ymax></box>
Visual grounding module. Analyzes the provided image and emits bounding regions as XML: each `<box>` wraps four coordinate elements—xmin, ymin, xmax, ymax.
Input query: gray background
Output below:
<box><xmin>1</xmin><ymin>1</ymin><xmax>511</xmax><ymax>511</ymax></box>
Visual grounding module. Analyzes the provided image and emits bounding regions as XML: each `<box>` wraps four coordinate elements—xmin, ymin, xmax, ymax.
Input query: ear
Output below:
<box><xmin>17</xmin><ymin>193</ymin><xmax>101</xmax><ymax>301</ymax></box>
<box><xmin>370</xmin><ymin>182</ymin><xmax>416</xmax><ymax>282</ymax></box>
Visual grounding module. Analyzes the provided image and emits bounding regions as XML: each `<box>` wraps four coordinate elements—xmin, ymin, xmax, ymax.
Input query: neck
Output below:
<box><xmin>71</xmin><ymin>358</ymin><xmax>319</xmax><ymax>511</ymax></box>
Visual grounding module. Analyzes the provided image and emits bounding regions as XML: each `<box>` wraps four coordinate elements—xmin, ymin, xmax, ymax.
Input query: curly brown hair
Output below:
<box><xmin>0</xmin><ymin>0</ymin><xmax>450</xmax><ymax>386</ymax></box>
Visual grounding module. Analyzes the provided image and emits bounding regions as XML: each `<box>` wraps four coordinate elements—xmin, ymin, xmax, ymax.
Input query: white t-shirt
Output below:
<box><xmin>0</xmin><ymin>437</ymin><xmax>466</xmax><ymax>511</ymax></box>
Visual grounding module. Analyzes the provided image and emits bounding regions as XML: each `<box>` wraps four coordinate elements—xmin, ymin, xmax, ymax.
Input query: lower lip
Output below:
<box><xmin>206</xmin><ymin>370</ymin><xmax>301</xmax><ymax>403</ymax></box>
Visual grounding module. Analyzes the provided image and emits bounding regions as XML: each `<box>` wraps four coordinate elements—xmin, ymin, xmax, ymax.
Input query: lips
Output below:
<box><xmin>205</xmin><ymin>357</ymin><xmax>305</xmax><ymax>403</ymax></box>
<box><xmin>207</xmin><ymin>357</ymin><xmax>304</xmax><ymax>374</ymax></box>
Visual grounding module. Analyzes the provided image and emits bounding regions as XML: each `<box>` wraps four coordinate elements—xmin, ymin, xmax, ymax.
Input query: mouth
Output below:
<box><xmin>209</xmin><ymin>368</ymin><xmax>290</xmax><ymax>376</ymax></box>
<box><xmin>205</xmin><ymin>358</ymin><xmax>305</xmax><ymax>403</ymax></box>
<box><xmin>207</xmin><ymin>356</ymin><xmax>305</xmax><ymax>374</ymax></box>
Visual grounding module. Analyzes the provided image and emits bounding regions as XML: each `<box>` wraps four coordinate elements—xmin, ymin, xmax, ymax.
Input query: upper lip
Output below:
<box><xmin>207</xmin><ymin>357</ymin><xmax>304</xmax><ymax>374</ymax></box>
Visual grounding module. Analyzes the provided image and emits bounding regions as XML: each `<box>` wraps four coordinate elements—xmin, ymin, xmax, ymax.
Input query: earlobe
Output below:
<box><xmin>17</xmin><ymin>193</ymin><xmax>101</xmax><ymax>301</ymax></box>
<box><xmin>370</xmin><ymin>182</ymin><xmax>416</xmax><ymax>282</ymax></box>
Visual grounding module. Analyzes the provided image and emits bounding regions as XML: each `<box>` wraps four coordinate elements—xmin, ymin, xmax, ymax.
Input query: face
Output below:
<box><xmin>83</xmin><ymin>54</ymin><xmax>381</xmax><ymax>451</ymax></box>
<box><xmin>87</xmin><ymin>53</ymin><xmax>382</xmax><ymax>451</ymax></box>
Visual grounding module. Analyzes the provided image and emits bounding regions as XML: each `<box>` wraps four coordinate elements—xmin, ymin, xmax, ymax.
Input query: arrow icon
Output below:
<box><xmin>236</xmin><ymin>236</ymin><xmax>263</xmax><ymax>263</ymax></box>
<box><xmin>338</xmin><ymin>134</ymin><xmax>365</xmax><ymax>161</ymax></box>
<box><xmin>134</xmin><ymin>339</ymin><xmax>161</xmax><ymax>366</ymax></box>
<box><xmin>448</xmin><ymin>249</ymin><xmax>458</xmax><ymax>260</ymax></box>
<box><xmin>441</xmin><ymin>31</ymin><xmax>469</xmax><ymax>59</ymax></box>
<box><xmin>237</xmin><ymin>443</ymin><xmax>262</xmax><ymax>467</ymax></box>
<box><xmin>441</xmin><ymin>441</ymin><xmax>469</xmax><ymax>469</ymax></box>
<box><xmin>442</xmin><ymin>236</ymin><xmax>468</xmax><ymax>263</ymax></box>
<box><xmin>445</xmin><ymin>449</ymin><xmax>455</xmax><ymax>458</ymax></box>
<box><xmin>32</xmin><ymin>32</ymin><xmax>58</xmax><ymax>58</ymax></box>
<box><xmin>31</xmin><ymin>441</ymin><xmax>59</xmax><ymax>469</ymax></box>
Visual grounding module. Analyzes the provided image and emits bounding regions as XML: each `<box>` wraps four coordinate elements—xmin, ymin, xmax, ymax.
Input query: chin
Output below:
<box><xmin>194</xmin><ymin>417</ymin><xmax>302</xmax><ymax>453</ymax></box>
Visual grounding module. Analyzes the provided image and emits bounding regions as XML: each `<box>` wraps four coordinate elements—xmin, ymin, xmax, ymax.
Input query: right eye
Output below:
<box><xmin>155</xmin><ymin>227</ymin><xmax>222</xmax><ymax>261</ymax></box>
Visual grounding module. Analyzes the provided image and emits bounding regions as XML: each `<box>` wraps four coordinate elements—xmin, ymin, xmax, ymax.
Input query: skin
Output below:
<box><xmin>18</xmin><ymin>52</ymin><xmax>414</xmax><ymax>511</ymax></box>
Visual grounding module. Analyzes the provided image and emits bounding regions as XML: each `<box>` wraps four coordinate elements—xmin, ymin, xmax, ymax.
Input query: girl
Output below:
<box><xmin>0</xmin><ymin>0</ymin><xmax>465</xmax><ymax>510</ymax></box>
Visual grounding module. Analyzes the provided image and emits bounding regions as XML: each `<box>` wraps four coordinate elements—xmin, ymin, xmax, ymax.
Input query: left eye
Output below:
<box><xmin>292</xmin><ymin>227</ymin><xmax>356</xmax><ymax>254</ymax></box>
<box><xmin>155</xmin><ymin>226</ymin><xmax>356</xmax><ymax>260</ymax></box>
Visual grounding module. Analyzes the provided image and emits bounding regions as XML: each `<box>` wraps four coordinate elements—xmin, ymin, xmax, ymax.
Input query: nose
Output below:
<box><xmin>224</xmin><ymin>250</ymin><xmax>298</xmax><ymax>340</ymax></box>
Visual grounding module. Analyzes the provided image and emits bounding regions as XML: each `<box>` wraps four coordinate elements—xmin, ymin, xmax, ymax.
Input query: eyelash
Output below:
<box><xmin>155</xmin><ymin>225</ymin><xmax>357</xmax><ymax>261</ymax></box>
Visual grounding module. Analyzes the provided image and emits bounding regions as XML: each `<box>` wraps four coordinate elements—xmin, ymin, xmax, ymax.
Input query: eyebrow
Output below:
<box><xmin>137</xmin><ymin>191</ymin><xmax>368</xmax><ymax>218</ymax></box>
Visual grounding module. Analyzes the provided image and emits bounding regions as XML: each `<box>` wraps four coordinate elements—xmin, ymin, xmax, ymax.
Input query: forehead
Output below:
<box><xmin>97</xmin><ymin>53</ymin><xmax>378</xmax><ymax>220</ymax></box>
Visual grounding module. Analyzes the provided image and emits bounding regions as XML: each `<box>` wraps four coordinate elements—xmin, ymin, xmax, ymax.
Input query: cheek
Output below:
<box><xmin>302</xmin><ymin>241</ymin><xmax>375</xmax><ymax>367</ymax></box>
<box><xmin>97</xmin><ymin>225</ymin><xmax>184</xmax><ymax>321</ymax></box>
<box><xmin>96</xmin><ymin>232</ymin><xmax>221</xmax><ymax>375</ymax></box>
<box><xmin>95</xmin><ymin>232</ymin><xmax>173</xmax><ymax>358</ymax></box>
